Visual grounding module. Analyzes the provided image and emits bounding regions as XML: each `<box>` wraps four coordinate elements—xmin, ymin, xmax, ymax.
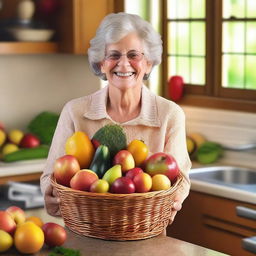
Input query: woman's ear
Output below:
<box><xmin>146</xmin><ymin>61</ymin><xmax>153</xmax><ymax>74</ymax></box>
<box><xmin>100</xmin><ymin>61</ymin><xmax>106</xmax><ymax>73</ymax></box>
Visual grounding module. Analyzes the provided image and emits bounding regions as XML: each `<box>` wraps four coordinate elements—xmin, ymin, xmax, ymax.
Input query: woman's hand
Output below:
<box><xmin>169</xmin><ymin>196</ymin><xmax>183</xmax><ymax>223</ymax></box>
<box><xmin>44</xmin><ymin>184</ymin><xmax>61</xmax><ymax>217</ymax></box>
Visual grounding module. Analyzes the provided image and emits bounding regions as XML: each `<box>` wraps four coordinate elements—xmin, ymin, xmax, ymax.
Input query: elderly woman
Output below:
<box><xmin>41</xmin><ymin>12</ymin><xmax>191</xmax><ymax>228</ymax></box>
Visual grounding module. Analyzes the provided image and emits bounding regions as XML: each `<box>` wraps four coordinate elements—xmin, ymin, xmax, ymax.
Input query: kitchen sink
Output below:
<box><xmin>189</xmin><ymin>166</ymin><xmax>256</xmax><ymax>193</ymax></box>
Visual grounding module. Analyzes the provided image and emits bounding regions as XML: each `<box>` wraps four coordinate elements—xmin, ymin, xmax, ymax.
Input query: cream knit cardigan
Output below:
<box><xmin>40</xmin><ymin>85</ymin><xmax>191</xmax><ymax>199</ymax></box>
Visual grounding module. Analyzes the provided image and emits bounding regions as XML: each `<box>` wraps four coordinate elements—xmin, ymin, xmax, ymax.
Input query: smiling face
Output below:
<box><xmin>100</xmin><ymin>33</ymin><xmax>153</xmax><ymax>91</ymax></box>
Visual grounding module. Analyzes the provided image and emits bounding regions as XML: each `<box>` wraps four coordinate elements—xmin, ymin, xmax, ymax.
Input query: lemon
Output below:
<box><xmin>0</xmin><ymin>129</ymin><xmax>6</xmax><ymax>147</ymax></box>
<box><xmin>0</xmin><ymin>230</ymin><xmax>13</xmax><ymax>253</ymax></box>
<box><xmin>2</xmin><ymin>143</ymin><xmax>19</xmax><ymax>156</ymax></box>
<box><xmin>8</xmin><ymin>129</ymin><xmax>24</xmax><ymax>145</ymax></box>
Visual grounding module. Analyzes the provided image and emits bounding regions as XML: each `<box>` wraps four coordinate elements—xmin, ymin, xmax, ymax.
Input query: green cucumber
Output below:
<box><xmin>3</xmin><ymin>145</ymin><xmax>50</xmax><ymax>162</ymax></box>
<box><xmin>89</xmin><ymin>145</ymin><xmax>111</xmax><ymax>178</ymax></box>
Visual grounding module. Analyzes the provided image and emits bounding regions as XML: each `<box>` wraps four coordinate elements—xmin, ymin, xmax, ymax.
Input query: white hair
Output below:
<box><xmin>87</xmin><ymin>12</ymin><xmax>163</xmax><ymax>80</ymax></box>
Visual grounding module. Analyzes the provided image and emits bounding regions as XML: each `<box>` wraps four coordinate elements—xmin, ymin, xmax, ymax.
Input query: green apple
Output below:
<box><xmin>90</xmin><ymin>179</ymin><xmax>109</xmax><ymax>193</ymax></box>
<box><xmin>102</xmin><ymin>165</ymin><xmax>122</xmax><ymax>186</ymax></box>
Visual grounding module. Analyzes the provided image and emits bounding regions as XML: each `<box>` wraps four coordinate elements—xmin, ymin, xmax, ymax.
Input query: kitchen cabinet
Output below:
<box><xmin>0</xmin><ymin>0</ymin><xmax>123</xmax><ymax>54</ymax></box>
<box><xmin>167</xmin><ymin>191</ymin><xmax>256</xmax><ymax>256</ymax></box>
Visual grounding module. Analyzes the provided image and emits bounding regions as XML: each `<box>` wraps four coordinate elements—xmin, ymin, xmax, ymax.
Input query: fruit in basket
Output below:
<box><xmin>92</xmin><ymin>124</ymin><xmax>127</xmax><ymax>157</ymax></box>
<box><xmin>65</xmin><ymin>131</ymin><xmax>95</xmax><ymax>168</ymax></box>
<box><xmin>113</xmin><ymin>150</ymin><xmax>135</xmax><ymax>173</ymax></box>
<box><xmin>54</xmin><ymin>155</ymin><xmax>80</xmax><ymax>187</ymax></box>
<box><xmin>133</xmin><ymin>172</ymin><xmax>152</xmax><ymax>193</ymax></box>
<box><xmin>89</xmin><ymin>145</ymin><xmax>111</xmax><ymax>178</ymax></box>
<box><xmin>151</xmin><ymin>174</ymin><xmax>171</xmax><ymax>191</ymax></box>
<box><xmin>127</xmin><ymin>139</ymin><xmax>149</xmax><ymax>167</ymax></box>
<box><xmin>111</xmin><ymin>177</ymin><xmax>135</xmax><ymax>194</ymax></box>
<box><xmin>70</xmin><ymin>169</ymin><xmax>98</xmax><ymax>191</ymax></box>
<box><xmin>102</xmin><ymin>164</ymin><xmax>122</xmax><ymax>186</ymax></box>
<box><xmin>125</xmin><ymin>167</ymin><xmax>143</xmax><ymax>180</ymax></box>
<box><xmin>0</xmin><ymin>230</ymin><xmax>13</xmax><ymax>253</ymax></box>
<box><xmin>19</xmin><ymin>133</ymin><xmax>40</xmax><ymax>148</ymax></box>
<box><xmin>42</xmin><ymin>222</ymin><xmax>67</xmax><ymax>247</ymax></box>
<box><xmin>145</xmin><ymin>152</ymin><xmax>180</xmax><ymax>182</ymax></box>
<box><xmin>0</xmin><ymin>129</ymin><xmax>7</xmax><ymax>147</ymax></box>
<box><xmin>0</xmin><ymin>211</ymin><xmax>16</xmax><ymax>234</ymax></box>
<box><xmin>90</xmin><ymin>179</ymin><xmax>109</xmax><ymax>193</ymax></box>
<box><xmin>8</xmin><ymin>129</ymin><xmax>24</xmax><ymax>145</ymax></box>
<box><xmin>6</xmin><ymin>206</ymin><xmax>26</xmax><ymax>225</ymax></box>
<box><xmin>14</xmin><ymin>221</ymin><xmax>44</xmax><ymax>254</ymax></box>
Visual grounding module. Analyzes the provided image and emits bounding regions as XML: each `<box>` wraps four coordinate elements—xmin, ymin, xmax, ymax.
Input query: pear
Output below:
<box><xmin>102</xmin><ymin>164</ymin><xmax>122</xmax><ymax>186</ymax></box>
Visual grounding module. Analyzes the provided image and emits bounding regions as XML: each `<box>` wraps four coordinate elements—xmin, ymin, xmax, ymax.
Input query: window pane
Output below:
<box><xmin>223</xmin><ymin>0</ymin><xmax>245</xmax><ymax>19</ymax></box>
<box><xmin>124</xmin><ymin>0</ymin><xmax>148</xmax><ymax>20</ymax></box>
<box><xmin>191</xmin><ymin>0</ymin><xmax>205</xmax><ymax>18</ymax></box>
<box><xmin>168</xmin><ymin>56</ymin><xmax>190</xmax><ymax>83</ymax></box>
<box><xmin>247</xmin><ymin>0</ymin><xmax>256</xmax><ymax>18</ymax></box>
<box><xmin>168</xmin><ymin>23</ymin><xmax>177</xmax><ymax>54</ymax></box>
<box><xmin>167</xmin><ymin>0</ymin><xmax>190</xmax><ymax>19</ymax></box>
<box><xmin>246</xmin><ymin>22</ymin><xmax>256</xmax><ymax>53</ymax></box>
<box><xmin>222</xmin><ymin>55</ymin><xmax>245</xmax><ymax>89</ymax></box>
<box><xmin>167</xmin><ymin>0</ymin><xmax>177</xmax><ymax>19</ymax></box>
<box><xmin>223</xmin><ymin>22</ymin><xmax>245</xmax><ymax>53</ymax></box>
<box><xmin>191</xmin><ymin>57</ymin><xmax>205</xmax><ymax>85</ymax></box>
<box><xmin>246</xmin><ymin>56</ymin><xmax>256</xmax><ymax>90</ymax></box>
<box><xmin>191</xmin><ymin>22</ymin><xmax>205</xmax><ymax>55</ymax></box>
<box><xmin>177</xmin><ymin>22</ymin><xmax>190</xmax><ymax>55</ymax></box>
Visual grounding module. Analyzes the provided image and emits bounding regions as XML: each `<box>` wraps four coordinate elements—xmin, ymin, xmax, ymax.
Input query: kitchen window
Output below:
<box><xmin>125</xmin><ymin>0</ymin><xmax>256</xmax><ymax>112</ymax></box>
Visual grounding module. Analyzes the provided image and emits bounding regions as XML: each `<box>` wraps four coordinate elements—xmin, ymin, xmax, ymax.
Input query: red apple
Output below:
<box><xmin>19</xmin><ymin>133</ymin><xmax>40</xmax><ymax>148</ymax></box>
<box><xmin>111</xmin><ymin>177</ymin><xmax>135</xmax><ymax>194</ymax></box>
<box><xmin>133</xmin><ymin>172</ymin><xmax>152</xmax><ymax>193</ymax></box>
<box><xmin>70</xmin><ymin>169</ymin><xmax>98</xmax><ymax>191</ymax></box>
<box><xmin>0</xmin><ymin>210</ymin><xmax>16</xmax><ymax>234</ymax></box>
<box><xmin>54</xmin><ymin>155</ymin><xmax>80</xmax><ymax>187</ymax></box>
<box><xmin>6</xmin><ymin>206</ymin><xmax>26</xmax><ymax>225</ymax></box>
<box><xmin>145</xmin><ymin>152</ymin><xmax>180</xmax><ymax>182</ymax></box>
<box><xmin>91</xmin><ymin>138</ymin><xmax>101</xmax><ymax>150</ymax></box>
<box><xmin>42</xmin><ymin>222</ymin><xmax>67</xmax><ymax>247</ymax></box>
<box><xmin>113</xmin><ymin>150</ymin><xmax>135</xmax><ymax>173</ymax></box>
<box><xmin>125</xmin><ymin>167</ymin><xmax>143</xmax><ymax>181</ymax></box>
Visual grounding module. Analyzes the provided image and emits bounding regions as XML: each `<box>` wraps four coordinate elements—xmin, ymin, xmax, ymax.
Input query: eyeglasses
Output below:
<box><xmin>105</xmin><ymin>50</ymin><xmax>144</xmax><ymax>62</ymax></box>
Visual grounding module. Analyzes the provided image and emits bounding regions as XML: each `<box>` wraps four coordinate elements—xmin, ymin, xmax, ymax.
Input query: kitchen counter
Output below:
<box><xmin>5</xmin><ymin>228</ymin><xmax>227</xmax><ymax>256</ymax></box>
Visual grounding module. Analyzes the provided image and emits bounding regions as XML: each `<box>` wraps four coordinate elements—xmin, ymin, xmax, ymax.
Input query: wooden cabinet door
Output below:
<box><xmin>167</xmin><ymin>191</ymin><xmax>256</xmax><ymax>256</ymax></box>
<box><xmin>57</xmin><ymin>0</ymin><xmax>123</xmax><ymax>54</ymax></box>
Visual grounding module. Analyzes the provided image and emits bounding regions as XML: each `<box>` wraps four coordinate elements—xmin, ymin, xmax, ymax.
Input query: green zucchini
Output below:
<box><xmin>89</xmin><ymin>145</ymin><xmax>111</xmax><ymax>178</ymax></box>
<box><xmin>3</xmin><ymin>145</ymin><xmax>50</xmax><ymax>162</ymax></box>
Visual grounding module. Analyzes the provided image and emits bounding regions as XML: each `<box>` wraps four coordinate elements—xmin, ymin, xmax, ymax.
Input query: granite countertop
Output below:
<box><xmin>4</xmin><ymin>228</ymin><xmax>227</xmax><ymax>256</ymax></box>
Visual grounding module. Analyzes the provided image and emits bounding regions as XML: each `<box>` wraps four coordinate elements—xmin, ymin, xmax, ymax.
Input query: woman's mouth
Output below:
<box><xmin>114</xmin><ymin>72</ymin><xmax>135</xmax><ymax>77</ymax></box>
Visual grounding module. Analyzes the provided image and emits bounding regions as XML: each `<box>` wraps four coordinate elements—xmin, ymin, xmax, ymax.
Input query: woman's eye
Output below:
<box><xmin>109</xmin><ymin>54</ymin><xmax>120</xmax><ymax>60</ymax></box>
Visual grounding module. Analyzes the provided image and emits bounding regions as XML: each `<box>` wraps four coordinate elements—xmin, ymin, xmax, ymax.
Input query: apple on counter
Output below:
<box><xmin>19</xmin><ymin>133</ymin><xmax>40</xmax><ymax>148</ymax></box>
<box><xmin>6</xmin><ymin>206</ymin><xmax>26</xmax><ymax>225</ymax></box>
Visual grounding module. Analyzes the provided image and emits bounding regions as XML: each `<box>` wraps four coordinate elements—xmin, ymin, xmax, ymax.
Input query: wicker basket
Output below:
<box><xmin>51</xmin><ymin>174</ymin><xmax>183</xmax><ymax>241</ymax></box>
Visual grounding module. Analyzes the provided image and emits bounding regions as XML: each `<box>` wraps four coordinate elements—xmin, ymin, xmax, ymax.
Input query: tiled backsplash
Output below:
<box><xmin>183</xmin><ymin>106</ymin><xmax>256</xmax><ymax>168</ymax></box>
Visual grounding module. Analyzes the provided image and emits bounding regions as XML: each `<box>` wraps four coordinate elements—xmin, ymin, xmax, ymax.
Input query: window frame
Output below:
<box><xmin>162</xmin><ymin>0</ymin><xmax>256</xmax><ymax>113</ymax></box>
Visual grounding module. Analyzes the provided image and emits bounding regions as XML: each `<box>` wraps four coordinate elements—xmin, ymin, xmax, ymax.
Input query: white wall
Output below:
<box><xmin>0</xmin><ymin>55</ymin><xmax>100</xmax><ymax>130</ymax></box>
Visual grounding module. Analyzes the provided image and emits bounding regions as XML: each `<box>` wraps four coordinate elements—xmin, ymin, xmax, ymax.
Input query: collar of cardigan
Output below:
<box><xmin>83</xmin><ymin>84</ymin><xmax>161</xmax><ymax>127</ymax></box>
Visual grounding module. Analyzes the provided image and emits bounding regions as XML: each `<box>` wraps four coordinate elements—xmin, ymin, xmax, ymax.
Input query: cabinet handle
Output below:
<box><xmin>242</xmin><ymin>236</ymin><xmax>256</xmax><ymax>254</ymax></box>
<box><xmin>236</xmin><ymin>206</ymin><xmax>256</xmax><ymax>220</ymax></box>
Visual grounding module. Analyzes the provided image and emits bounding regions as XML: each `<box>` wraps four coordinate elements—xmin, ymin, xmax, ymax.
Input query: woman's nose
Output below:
<box><xmin>117</xmin><ymin>55</ymin><xmax>131</xmax><ymax>65</ymax></box>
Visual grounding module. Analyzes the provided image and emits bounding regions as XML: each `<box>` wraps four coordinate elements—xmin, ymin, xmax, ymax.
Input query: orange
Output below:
<box><xmin>151</xmin><ymin>174</ymin><xmax>171</xmax><ymax>191</ymax></box>
<box><xmin>14</xmin><ymin>222</ymin><xmax>44</xmax><ymax>254</ymax></box>
<box><xmin>127</xmin><ymin>139</ymin><xmax>149</xmax><ymax>166</ymax></box>
<box><xmin>65</xmin><ymin>131</ymin><xmax>95</xmax><ymax>168</ymax></box>
<box><xmin>26</xmin><ymin>216</ymin><xmax>44</xmax><ymax>228</ymax></box>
